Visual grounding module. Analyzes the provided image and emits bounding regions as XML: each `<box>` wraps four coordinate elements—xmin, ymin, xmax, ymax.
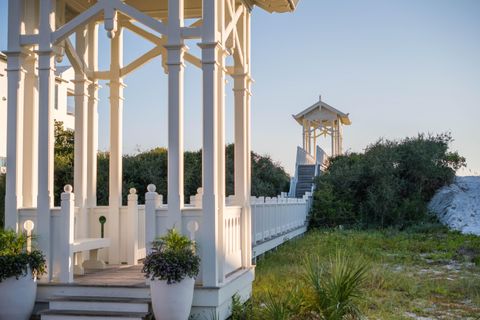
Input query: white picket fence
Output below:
<box><xmin>250</xmin><ymin>192</ymin><xmax>312</xmax><ymax>258</ymax></box>
<box><xmin>16</xmin><ymin>186</ymin><xmax>312</xmax><ymax>283</ymax></box>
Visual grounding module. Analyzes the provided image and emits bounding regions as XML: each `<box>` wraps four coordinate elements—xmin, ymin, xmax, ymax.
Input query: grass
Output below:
<box><xmin>251</xmin><ymin>226</ymin><xmax>480</xmax><ymax>320</ymax></box>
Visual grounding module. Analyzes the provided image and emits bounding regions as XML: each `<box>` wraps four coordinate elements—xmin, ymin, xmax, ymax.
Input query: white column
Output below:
<box><xmin>245</xmin><ymin>11</ymin><xmax>253</xmax><ymax>267</ymax></box>
<box><xmin>335</xmin><ymin>120</ymin><xmax>339</xmax><ymax>156</ymax></box>
<box><xmin>87</xmin><ymin>23</ymin><xmax>99</xmax><ymax>208</ymax></box>
<box><xmin>338</xmin><ymin>122</ymin><xmax>343</xmax><ymax>155</ymax></box>
<box><xmin>331</xmin><ymin>120</ymin><xmax>336</xmax><ymax>157</ymax></box>
<box><xmin>217</xmin><ymin>46</ymin><xmax>227</xmax><ymax>283</ymax></box>
<box><xmin>233</xmin><ymin>71</ymin><xmax>251</xmax><ymax>268</ymax></box>
<box><xmin>165</xmin><ymin>0</ymin><xmax>185</xmax><ymax>229</ymax></box>
<box><xmin>5</xmin><ymin>53</ymin><xmax>25</xmax><ymax>230</ymax></box>
<box><xmin>37</xmin><ymin>0</ymin><xmax>56</xmax><ymax>281</ymax></box>
<box><xmin>22</xmin><ymin>4</ymin><xmax>39</xmax><ymax>208</ymax></box>
<box><xmin>4</xmin><ymin>0</ymin><xmax>24</xmax><ymax>230</ymax></box>
<box><xmin>200</xmin><ymin>41</ymin><xmax>220</xmax><ymax>287</ymax></box>
<box><xmin>73</xmin><ymin>27</ymin><xmax>90</xmax><ymax>240</ymax></box>
<box><xmin>307</xmin><ymin>120</ymin><xmax>312</xmax><ymax>155</ymax></box>
<box><xmin>200</xmin><ymin>0</ymin><xmax>221</xmax><ymax>285</ymax></box>
<box><xmin>22</xmin><ymin>54</ymin><xmax>38</xmax><ymax>208</ymax></box>
<box><xmin>233</xmin><ymin>73</ymin><xmax>248</xmax><ymax>205</ymax></box>
<box><xmin>302</xmin><ymin>124</ymin><xmax>305</xmax><ymax>150</ymax></box>
<box><xmin>302</xmin><ymin>119</ymin><xmax>308</xmax><ymax>153</ymax></box>
<box><xmin>108</xmin><ymin>27</ymin><xmax>124</xmax><ymax>264</ymax></box>
<box><xmin>232</xmin><ymin>7</ymin><xmax>252</xmax><ymax>270</ymax></box>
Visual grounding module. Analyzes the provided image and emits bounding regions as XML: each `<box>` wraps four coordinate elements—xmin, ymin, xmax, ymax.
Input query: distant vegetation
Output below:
<box><xmin>309</xmin><ymin>133</ymin><xmax>466</xmax><ymax>229</ymax></box>
<box><xmin>1</xmin><ymin>122</ymin><xmax>290</xmax><ymax>228</ymax></box>
<box><xmin>54</xmin><ymin>121</ymin><xmax>290</xmax><ymax>206</ymax></box>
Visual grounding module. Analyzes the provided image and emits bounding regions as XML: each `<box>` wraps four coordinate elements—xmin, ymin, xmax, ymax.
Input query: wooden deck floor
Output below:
<box><xmin>74</xmin><ymin>265</ymin><xmax>147</xmax><ymax>287</ymax></box>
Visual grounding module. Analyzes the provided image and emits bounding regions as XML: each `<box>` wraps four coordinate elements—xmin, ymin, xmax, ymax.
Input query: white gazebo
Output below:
<box><xmin>4</xmin><ymin>0</ymin><xmax>304</xmax><ymax>318</ymax></box>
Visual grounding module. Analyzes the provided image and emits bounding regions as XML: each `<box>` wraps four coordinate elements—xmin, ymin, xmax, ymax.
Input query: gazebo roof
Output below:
<box><xmin>64</xmin><ymin>0</ymin><xmax>299</xmax><ymax>20</ymax></box>
<box><xmin>293</xmin><ymin>98</ymin><xmax>352</xmax><ymax>126</ymax></box>
<box><xmin>250</xmin><ymin>0</ymin><xmax>300</xmax><ymax>13</ymax></box>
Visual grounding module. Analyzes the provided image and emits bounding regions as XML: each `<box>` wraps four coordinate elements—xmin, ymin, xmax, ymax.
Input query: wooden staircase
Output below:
<box><xmin>295</xmin><ymin>164</ymin><xmax>317</xmax><ymax>198</ymax></box>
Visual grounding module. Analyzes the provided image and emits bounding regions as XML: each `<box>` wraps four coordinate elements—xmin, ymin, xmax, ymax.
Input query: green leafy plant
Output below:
<box><xmin>142</xmin><ymin>228</ymin><xmax>200</xmax><ymax>284</ymax></box>
<box><xmin>230</xmin><ymin>293</ymin><xmax>253</xmax><ymax>320</ymax></box>
<box><xmin>0</xmin><ymin>229</ymin><xmax>47</xmax><ymax>282</ymax></box>
<box><xmin>303</xmin><ymin>250</ymin><xmax>368</xmax><ymax>320</ymax></box>
<box><xmin>258</xmin><ymin>287</ymin><xmax>303</xmax><ymax>320</ymax></box>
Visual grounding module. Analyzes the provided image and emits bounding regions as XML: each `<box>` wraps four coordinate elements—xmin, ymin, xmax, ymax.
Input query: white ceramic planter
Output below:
<box><xmin>0</xmin><ymin>270</ymin><xmax>37</xmax><ymax>320</ymax></box>
<box><xmin>150</xmin><ymin>277</ymin><xmax>195</xmax><ymax>320</ymax></box>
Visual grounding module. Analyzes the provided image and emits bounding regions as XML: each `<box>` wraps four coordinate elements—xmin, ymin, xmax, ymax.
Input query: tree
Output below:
<box><xmin>309</xmin><ymin>133</ymin><xmax>466</xmax><ymax>229</ymax></box>
<box><xmin>2</xmin><ymin>125</ymin><xmax>290</xmax><ymax>227</ymax></box>
<box><xmin>52</xmin><ymin>123</ymin><xmax>290</xmax><ymax>206</ymax></box>
<box><xmin>54</xmin><ymin>121</ymin><xmax>75</xmax><ymax>206</ymax></box>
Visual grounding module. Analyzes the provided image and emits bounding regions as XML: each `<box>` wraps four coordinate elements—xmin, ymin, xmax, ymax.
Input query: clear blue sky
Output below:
<box><xmin>1</xmin><ymin>0</ymin><xmax>479</xmax><ymax>175</ymax></box>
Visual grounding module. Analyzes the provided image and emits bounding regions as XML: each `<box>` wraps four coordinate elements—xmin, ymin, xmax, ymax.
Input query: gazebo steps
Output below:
<box><xmin>40</xmin><ymin>309</ymin><xmax>151</xmax><ymax>320</ymax></box>
<box><xmin>40</xmin><ymin>296</ymin><xmax>152</xmax><ymax>320</ymax></box>
<box><xmin>38</xmin><ymin>284</ymin><xmax>151</xmax><ymax>301</ymax></box>
<box><xmin>49</xmin><ymin>296</ymin><xmax>151</xmax><ymax>313</ymax></box>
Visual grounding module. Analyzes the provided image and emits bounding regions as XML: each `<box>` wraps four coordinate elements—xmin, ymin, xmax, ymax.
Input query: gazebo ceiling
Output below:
<box><xmin>65</xmin><ymin>0</ymin><xmax>299</xmax><ymax>21</ymax></box>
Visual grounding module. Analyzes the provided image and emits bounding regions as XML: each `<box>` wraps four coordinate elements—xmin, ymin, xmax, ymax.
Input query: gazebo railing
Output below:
<box><xmin>14</xmin><ymin>185</ymin><xmax>312</xmax><ymax>284</ymax></box>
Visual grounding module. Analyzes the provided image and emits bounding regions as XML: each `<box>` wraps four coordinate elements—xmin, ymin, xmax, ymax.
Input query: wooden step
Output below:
<box><xmin>49</xmin><ymin>296</ymin><xmax>150</xmax><ymax>313</ymax></box>
<box><xmin>40</xmin><ymin>309</ymin><xmax>151</xmax><ymax>320</ymax></box>
<box><xmin>38</xmin><ymin>284</ymin><xmax>150</xmax><ymax>301</ymax></box>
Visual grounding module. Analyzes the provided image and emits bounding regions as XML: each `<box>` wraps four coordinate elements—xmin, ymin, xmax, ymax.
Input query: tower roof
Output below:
<box><xmin>293</xmin><ymin>98</ymin><xmax>351</xmax><ymax>127</ymax></box>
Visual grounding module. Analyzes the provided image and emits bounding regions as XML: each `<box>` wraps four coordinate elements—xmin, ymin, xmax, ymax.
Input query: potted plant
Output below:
<box><xmin>0</xmin><ymin>229</ymin><xmax>46</xmax><ymax>320</ymax></box>
<box><xmin>142</xmin><ymin>228</ymin><xmax>200</xmax><ymax>320</ymax></box>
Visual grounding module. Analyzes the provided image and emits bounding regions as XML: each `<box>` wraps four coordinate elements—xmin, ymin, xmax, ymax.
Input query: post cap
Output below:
<box><xmin>64</xmin><ymin>184</ymin><xmax>73</xmax><ymax>193</ymax></box>
<box><xmin>147</xmin><ymin>184</ymin><xmax>156</xmax><ymax>192</ymax></box>
<box><xmin>23</xmin><ymin>220</ymin><xmax>34</xmax><ymax>232</ymax></box>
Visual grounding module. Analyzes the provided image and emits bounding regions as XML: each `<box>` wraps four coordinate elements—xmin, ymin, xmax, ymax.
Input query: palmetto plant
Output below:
<box><xmin>259</xmin><ymin>287</ymin><xmax>303</xmax><ymax>320</ymax></box>
<box><xmin>303</xmin><ymin>250</ymin><xmax>368</xmax><ymax>320</ymax></box>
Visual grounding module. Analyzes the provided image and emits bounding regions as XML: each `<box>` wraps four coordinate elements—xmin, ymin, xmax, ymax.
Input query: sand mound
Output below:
<box><xmin>429</xmin><ymin>176</ymin><xmax>480</xmax><ymax>236</ymax></box>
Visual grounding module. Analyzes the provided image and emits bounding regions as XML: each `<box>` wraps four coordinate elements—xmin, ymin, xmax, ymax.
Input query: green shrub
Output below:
<box><xmin>258</xmin><ymin>288</ymin><xmax>303</xmax><ymax>320</ymax></box>
<box><xmin>0</xmin><ymin>229</ymin><xmax>47</xmax><ymax>282</ymax></box>
<box><xmin>52</xmin><ymin>122</ymin><xmax>290</xmax><ymax>205</ymax></box>
<box><xmin>230</xmin><ymin>293</ymin><xmax>253</xmax><ymax>320</ymax></box>
<box><xmin>303</xmin><ymin>250</ymin><xmax>368</xmax><ymax>320</ymax></box>
<box><xmin>310</xmin><ymin>133</ymin><xmax>465</xmax><ymax>229</ymax></box>
<box><xmin>142</xmin><ymin>229</ymin><xmax>200</xmax><ymax>284</ymax></box>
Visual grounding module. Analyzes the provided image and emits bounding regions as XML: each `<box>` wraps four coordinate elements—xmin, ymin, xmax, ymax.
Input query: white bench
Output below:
<box><xmin>71</xmin><ymin>238</ymin><xmax>111</xmax><ymax>274</ymax></box>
